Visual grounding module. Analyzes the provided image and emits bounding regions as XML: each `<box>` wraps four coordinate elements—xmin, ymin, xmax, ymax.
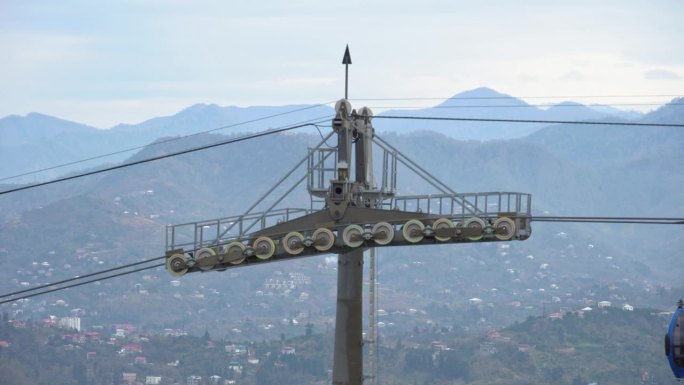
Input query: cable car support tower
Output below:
<box><xmin>163</xmin><ymin>47</ymin><xmax>532</xmax><ymax>385</ymax></box>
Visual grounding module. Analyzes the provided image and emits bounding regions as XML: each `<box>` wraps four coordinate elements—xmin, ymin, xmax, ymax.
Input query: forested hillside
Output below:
<box><xmin>0</xmin><ymin>308</ymin><xmax>676</xmax><ymax>384</ymax></box>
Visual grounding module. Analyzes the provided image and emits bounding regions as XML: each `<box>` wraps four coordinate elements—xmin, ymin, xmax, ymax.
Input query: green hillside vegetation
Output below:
<box><xmin>0</xmin><ymin>308</ymin><xmax>677</xmax><ymax>385</ymax></box>
<box><xmin>376</xmin><ymin>308</ymin><xmax>676</xmax><ymax>385</ymax></box>
<box><xmin>0</xmin><ymin>316</ymin><xmax>332</xmax><ymax>385</ymax></box>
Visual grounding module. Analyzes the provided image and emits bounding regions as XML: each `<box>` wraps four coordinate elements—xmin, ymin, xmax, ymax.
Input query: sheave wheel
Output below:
<box><xmin>402</xmin><ymin>220</ymin><xmax>425</xmax><ymax>243</ymax></box>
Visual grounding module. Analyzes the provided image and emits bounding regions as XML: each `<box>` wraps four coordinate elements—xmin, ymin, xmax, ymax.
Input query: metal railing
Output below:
<box><xmin>166</xmin><ymin>192</ymin><xmax>532</xmax><ymax>252</ymax></box>
<box><xmin>166</xmin><ymin>208</ymin><xmax>313</xmax><ymax>251</ymax></box>
<box><xmin>392</xmin><ymin>192</ymin><xmax>532</xmax><ymax>218</ymax></box>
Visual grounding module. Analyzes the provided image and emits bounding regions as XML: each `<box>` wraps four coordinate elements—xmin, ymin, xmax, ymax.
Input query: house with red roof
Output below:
<box><xmin>120</xmin><ymin>343</ymin><xmax>142</xmax><ymax>355</ymax></box>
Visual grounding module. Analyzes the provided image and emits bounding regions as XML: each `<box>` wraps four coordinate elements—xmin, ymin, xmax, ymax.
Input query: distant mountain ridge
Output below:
<box><xmin>0</xmin><ymin>112</ymin><xmax>97</xmax><ymax>146</ymax></box>
<box><xmin>1</xmin><ymin>87</ymin><xmax>677</xmax><ymax>183</ymax></box>
<box><xmin>524</xmin><ymin>97</ymin><xmax>684</xmax><ymax>167</ymax></box>
<box><xmin>375</xmin><ymin>87</ymin><xmax>646</xmax><ymax>139</ymax></box>
<box><xmin>0</xmin><ymin>103</ymin><xmax>333</xmax><ymax>182</ymax></box>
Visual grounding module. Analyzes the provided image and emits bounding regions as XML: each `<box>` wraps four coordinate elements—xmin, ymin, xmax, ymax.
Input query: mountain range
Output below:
<box><xmin>376</xmin><ymin>87</ymin><xmax>645</xmax><ymax>139</ymax></box>
<box><xmin>0</xmin><ymin>103</ymin><xmax>333</xmax><ymax>183</ymax></box>
<box><xmin>0</xmin><ymin>87</ymin><xmax>661</xmax><ymax>183</ymax></box>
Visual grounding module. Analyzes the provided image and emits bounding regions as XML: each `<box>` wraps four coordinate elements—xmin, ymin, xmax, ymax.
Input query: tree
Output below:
<box><xmin>404</xmin><ymin>348</ymin><xmax>432</xmax><ymax>372</ymax></box>
<box><xmin>436</xmin><ymin>350</ymin><xmax>469</xmax><ymax>380</ymax></box>
<box><xmin>72</xmin><ymin>362</ymin><xmax>88</xmax><ymax>385</ymax></box>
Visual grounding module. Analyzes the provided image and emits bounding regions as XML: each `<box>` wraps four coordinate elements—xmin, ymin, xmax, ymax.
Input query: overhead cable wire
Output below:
<box><xmin>363</xmin><ymin>102</ymin><xmax>684</xmax><ymax>109</ymax></box>
<box><xmin>530</xmin><ymin>216</ymin><xmax>684</xmax><ymax>225</ymax></box>
<box><xmin>0</xmin><ymin>263</ymin><xmax>165</xmax><ymax>305</ymax></box>
<box><xmin>0</xmin><ymin>255</ymin><xmax>167</xmax><ymax>299</ymax></box>
<box><xmin>351</xmin><ymin>93</ymin><xmax>683</xmax><ymax>101</ymax></box>
<box><xmin>372</xmin><ymin>115</ymin><xmax>684</xmax><ymax>128</ymax></box>
<box><xmin>1</xmin><ymin>216</ymin><xmax>681</xmax><ymax>305</ymax></box>
<box><xmin>0</xmin><ymin>115</ymin><xmax>333</xmax><ymax>196</ymax></box>
<box><xmin>2</xmin><ymin>95</ymin><xmax>680</xmax><ymax>183</ymax></box>
<box><xmin>2</xmin><ymin>98</ymin><xmax>679</xmax><ymax>184</ymax></box>
<box><xmin>0</xmin><ymin>102</ymin><xmax>336</xmax><ymax>183</ymax></box>
<box><xmin>5</xmin><ymin>95</ymin><xmax>679</xmax><ymax>184</ymax></box>
<box><xmin>314</xmin><ymin>123</ymin><xmax>337</xmax><ymax>148</ymax></box>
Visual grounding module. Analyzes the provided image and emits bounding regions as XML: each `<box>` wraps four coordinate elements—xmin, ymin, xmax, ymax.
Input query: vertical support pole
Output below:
<box><xmin>355</xmin><ymin>118</ymin><xmax>366</xmax><ymax>185</ymax></box>
<box><xmin>355</xmin><ymin>109</ymin><xmax>375</xmax><ymax>199</ymax></box>
<box><xmin>368</xmin><ymin>247</ymin><xmax>377</xmax><ymax>385</ymax></box>
<box><xmin>391</xmin><ymin>153</ymin><xmax>397</xmax><ymax>191</ymax></box>
<box><xmin>332</xmin><ymin>249</ymin><xmax>365</xmax><ymax>385</ymax></box>
<box><xmin>382</xmin><ymin>151</ymin><xmax>388</xmax><ymax>193</ymax></box>
<box><xmin>342</xmin><ymin>45</ymin><xmax>352</xmax><ymax>100</ymax></box>
<box><xmin>345</xmin><ymin>65</ymin><xmax>349</xmax><ymax>100</ymax></box>
<box><xmin>333</xmin><ymin>47</ymin><xmax>371</xmax><ymax>385</ymax></box>
<box><xmin>337</xmin><ymin>107</ymin><xmax>352</xmax><ymax>181</ymax></box>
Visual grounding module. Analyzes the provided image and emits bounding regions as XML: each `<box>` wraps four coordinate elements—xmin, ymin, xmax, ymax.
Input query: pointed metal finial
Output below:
<box><xmin>342</xmin><ymin>45</ymin><xmax>351</xmax><ymax>99</ymax></box>
<box><xmin>342</xmin><ymin>45</ymin><xmax>352</xmax><ymax>65</ymax></box>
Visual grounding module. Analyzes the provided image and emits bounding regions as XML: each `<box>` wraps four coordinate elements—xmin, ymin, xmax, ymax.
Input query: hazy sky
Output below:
<box><xmin>1</xmin><ymin>0</ymin><xmax>683</xmax><ymax>128</ymax></box>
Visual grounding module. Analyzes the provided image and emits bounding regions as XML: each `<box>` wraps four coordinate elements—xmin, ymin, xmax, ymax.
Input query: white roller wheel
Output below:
<box><xmin>221</xmin><ymin>241</ymin><xmax>246</xmax><ymax>265</ymax></box>
<box><xmin>463</xmin><ymin>217</ymin><xmax>486</xmax><ymax>241</ymax></box>
<box><xmin>402</xmin><ymin>219</ymin><xmax>425</xmax><ymax>243</ymax></box>
<box><xmin>342</xmin><ymin>224</ymin><xmax>365</xmax><ymax>248</ymax></box>
<box><xmin>253</xmin><ymin>236</ymin><xmax>276</xmax><ymax>260</ymax></box>
<box><xmin>166</xmin><ymin>253</ymin><xmax>188</xmax><ymax>276</ymax></box>
<box><xmin>432</xmin><ymin>218</ymin><xmax>454</xmax><ymax>242</ymax></box>
<box><xmin>312</xmin><ymin>228</ymin><xmax>335</xmax><ymax>252</ymax></box>
<box><xmin>283</xmin><ymin>232</ymin><xmax>305</xmax><ymax>255</ymax></box>
<box><xmin>493</xmin><ymin>217</ymin><xmax>516</xmax><ymax>241</ymax></box>
<box><xmin>195</xmin><ymin>247</ymin><xmax>218</xmax><ymax>271</ymax></box>
<box><xmin>372</xmin><ymin>222</ymin><xmax>394</xmax><ymax>246</ymax></box>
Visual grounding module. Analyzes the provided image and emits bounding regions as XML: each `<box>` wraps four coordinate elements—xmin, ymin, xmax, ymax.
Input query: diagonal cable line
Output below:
<box><xmin>530</xmin><ymin>216</ymin><xmax>684</xmax><ymax>224</ymax></box>
<box><xmin>2</xmin><ymin>114</ymin><xmax>681</xmax><ymax>196</ymax></box>
<box><xmin>364</xmin><ymin>102</ymin><xmax>684</xmax><ymax>109</ymax></box>
<box><xmin>0</xmin><ymin>216</ymin><xmax>680</xmax><ymax>305</ymax></box>
<box><xmin>0</xmin><ymin>102</ymin><xmax>336</xmax><ymax>183</ymax></box>
<box><xmin>0</xmin><ymin>116</ymin><xmax>332</xmax><ymax>196</ymax></box>
<box><xmin>4</xmin><ymin>95</ymin><xmax>678</xmax><ymax>184</ymax></box>
<box><xmin>373</xmin><ymin>115</ymin><xmax>684</xmax><ymax>127</ymax></box>
<box><xmin>351</xmin><ymin>93</ymin><xmax>683</xmax><ymax>101</ymax></box>
<box><xmin>0</xmin><ymin>263</ymin><xmax>165</xmax><ymax>305</ymax></box>
<box><xmin>0</xmin><ymin>255</ymin><xmax>167</xmax><ymax>299</ymax></box>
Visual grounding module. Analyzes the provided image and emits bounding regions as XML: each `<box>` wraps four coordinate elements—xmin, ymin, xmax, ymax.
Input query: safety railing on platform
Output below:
<box><xmin>166</xmin><ymin>208</ymin><xmax>313</xmax><ymax>252</ymax></box>
<box><xmin>166</xmin><ymin>192</ymin><xmax>531</xmax><ymax>252</ymax></box>
<box><xmin>392</xmin><ymin>192</ymin><xmax>532</xmax><ymax>218</ymax></box>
